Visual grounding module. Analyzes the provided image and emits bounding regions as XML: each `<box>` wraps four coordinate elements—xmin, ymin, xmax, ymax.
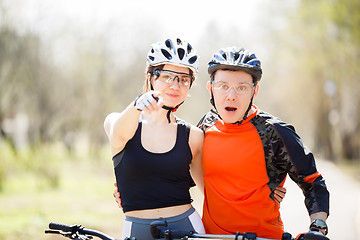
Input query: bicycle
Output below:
<box><xmin>45</xmin><ymin>220</ymin><xmax>329</xmax><ymax>240</ymax></box>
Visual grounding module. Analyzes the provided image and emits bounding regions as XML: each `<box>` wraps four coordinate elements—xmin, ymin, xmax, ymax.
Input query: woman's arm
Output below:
<box><xmin>189</xmin><ymin>126</ymin><xmax>205</xmax><ymax>195</ymax></box>
<box><xmin>104</xmin><ymin>91</ymin><xmax>163</xmax><ymax>155</ymax></box>
<box><xmin>104</xmin><ymin>103</ymin><xmax>141</xmax><ymax>155</ymax></box>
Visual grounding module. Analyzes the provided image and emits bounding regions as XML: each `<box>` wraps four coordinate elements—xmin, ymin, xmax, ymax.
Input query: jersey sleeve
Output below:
<box><xmin>273</xmin><ymin>122</ymin><xmax>330</xmax><ymax>216</ymax></box>
<box><xmin>197</xmin><ymin>109</ymin><xmax>220</xmax><ymax>132</ymax></box>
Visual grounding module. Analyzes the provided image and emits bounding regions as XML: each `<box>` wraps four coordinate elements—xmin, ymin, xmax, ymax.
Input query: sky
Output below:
<box><xmin>4</xmin><ymin>0</ymin><xmax>299</xmax><ymax>48</ymax></box>
<box><xmin>2</xmin><ymin>0</ymin><xmax>300</xmax><ymax>72</ymax></box>
<box><xmin>11</xmin><ymin>0</ymin><xmax>273</xmax><ymax>39</ymax></box>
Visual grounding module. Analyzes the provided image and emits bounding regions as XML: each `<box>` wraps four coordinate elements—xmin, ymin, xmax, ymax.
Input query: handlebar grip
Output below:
<box><xmin>49</xmin><ymin>222</ymin><xmax>74</xmax><ymax>232</ymax></box>
<box><xmin>297</xmin><ymin>232</ymin><xmax>329</xmax><ymax>240</ymax></box>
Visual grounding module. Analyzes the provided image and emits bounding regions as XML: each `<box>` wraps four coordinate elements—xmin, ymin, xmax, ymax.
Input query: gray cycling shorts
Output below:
<box><xmin>122</xmin><ymin>207</ymin><xmax>205</xmax><ymax>240</ymax></box>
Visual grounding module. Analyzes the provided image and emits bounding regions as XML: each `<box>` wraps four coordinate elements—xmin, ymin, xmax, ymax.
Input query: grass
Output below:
<box><xmin>0</xmin><ymin>144</ymin><xmax>124</xmax><ymax>240</ymax></box>
<box><xmin>0</xmin><ymin>142</ymin><xmax>205</xmax><ymax>240</ymax></box>
<box><xmin>3</xmin><ymin>141</ymin><xmax>357</xmax><ymax>240</ymax></box>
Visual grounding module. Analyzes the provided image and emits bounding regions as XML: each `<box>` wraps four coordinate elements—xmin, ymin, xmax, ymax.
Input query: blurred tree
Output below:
<box><xmin>65</xmin><ymin>35</ymin><xmax>147</xmax><ymax>156</ymax></box>
<box><xmin>0</xmin><ymin>3</ymin><xmax>151</xmax><ymax>154</ymax></box>
<box><xmin>2</xmin><ymin>0</ymin><xmax>358</xmax><ymax>163</ymax></box>
<box><xmin>273</xmin><ymin>0</ymin><xmax>360</xmax><ymax>161</ymax></box>
<box><xmin>326</xmin><ymin>0</ymin><xmax>360</xmax><ymax>161</ymax></box>
<box><xmin>0</xmin><ymin>14</ymin><xmax>43</xmax><ymax>149</ymax></box>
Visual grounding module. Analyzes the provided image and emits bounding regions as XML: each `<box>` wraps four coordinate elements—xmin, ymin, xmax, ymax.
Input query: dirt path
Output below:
<box><xmin>280</xmin><ymin>159</ymin><xmax>359</xmax><ymax>240</ymax></box>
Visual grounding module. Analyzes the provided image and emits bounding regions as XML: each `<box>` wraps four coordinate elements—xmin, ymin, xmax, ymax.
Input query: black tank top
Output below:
<box><xmin>113</xmin><ymin>120</ymin><xmax>193</xmax><ymax>213</ymax></box>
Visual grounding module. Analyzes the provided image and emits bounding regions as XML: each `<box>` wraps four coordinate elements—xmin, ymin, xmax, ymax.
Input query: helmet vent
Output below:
<box><xmin>188</xmin><ymin>56</ymin><xmax>198</xmax><ymax>64</ymax></box>
<box><xmin>234</xmin><ymin>52</ymin><xmax>240</xmax><ymax>61</ymax></box>
<box><xmin>222</xmin><ymin>53</ymin><xmax>227</xmax><ymax>60</ymax></box>
<box><xmin>176</xmin><ymin>38</ymin><xmax>182</xmax><ymax>45</ymax></box>
<box><xmin>178</xmin><ymin>48</ymin><xmax>185</xmax><ymax>60</ymax></box>
<box><xmin>187</xmin><ymin>44</ymin><xmax>193</xmax><ymax>54</ymax></box>
<box><xmin>244</xmin><ymin>55</ymin><xmax>251</xmax><ymax>63</ymax></box>
<box><xmin>161</xmin><ymin>49</ymin><xmax>172</xmax><ymax>60</ymax></box>
<box><xmin>148</xmin><ymin>56</ymin><xmax>154</xmax><ymax>61</ymax></box>
<box><xmin>165</xmin><ymin>39</ymin><xmax>173</xmax><ymax>49</ymax></box>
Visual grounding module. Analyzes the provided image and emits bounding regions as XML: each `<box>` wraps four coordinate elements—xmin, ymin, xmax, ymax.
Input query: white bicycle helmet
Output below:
<box><xmin>147</xmin><ymin>38</ymin><xmax>199</xmax><ymax>73</ymax></box>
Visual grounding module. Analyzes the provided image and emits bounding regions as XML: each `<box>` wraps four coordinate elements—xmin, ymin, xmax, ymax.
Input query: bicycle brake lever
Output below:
<box><xmin>45</xmin><ymin>229</ymin><xmax>76</xmax><ymax>239</ymax></box>
<box><xmin>45</xmin><ymin>229</ymin><xmax>62</xmax><ymax>234</ymax></box>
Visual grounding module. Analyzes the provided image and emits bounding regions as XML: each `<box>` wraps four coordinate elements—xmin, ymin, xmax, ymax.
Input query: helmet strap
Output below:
<box><xmin>234</xmin><ymin>93</ymin><xmax>254</xmax><ymax>125</ymax></box>
<box><xmin>149</xmin><ymin>72</ymin><xmax>185</xmax><ymax>123</ymax></box>
<box><xmin>162</xmin><ymin>102</ymin><xmax>183</xmax><ymax>123</ymax></box>
<box><xmin>210</xmin><ymin>89</ymin><xmax>224</xmax><ymax>121</ymax></box>
<box><xmin>210</xmin><ymin>92</ymin><xmax>215</xmax><ymax>109</ymax></box>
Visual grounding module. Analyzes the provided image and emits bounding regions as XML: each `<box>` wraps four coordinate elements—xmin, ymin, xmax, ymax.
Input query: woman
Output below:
<box><xmin>104</xmin><ymin>38</ymin><xmax>205</xmax><ymax>240</ymax></box>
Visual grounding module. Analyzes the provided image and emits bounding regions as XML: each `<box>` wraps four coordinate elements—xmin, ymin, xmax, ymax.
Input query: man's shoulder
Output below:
<box><xmin>253</xmin><ymin>109</ymin><xmax>296</xmax><ymax>132</ymax></box>
<box><xmin>197</xmin><ymin>109</ymin><xmax>220</xmax><ymax>132</ymax></box>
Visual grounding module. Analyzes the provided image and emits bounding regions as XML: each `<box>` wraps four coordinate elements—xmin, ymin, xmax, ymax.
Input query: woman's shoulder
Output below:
<box><xmin>190</xmin><ymin>124</ymin><xmax>204</xmax><ymax>135</ymax></box>
<box><xmin>189</xmin><ymin>124</ymin><xmax>204</xmax><ymax>146</ymax></box>
<box><xmin>175</xmin><ymin>118</ymin><xmax>204</xmax><ymax>145</ymax></box>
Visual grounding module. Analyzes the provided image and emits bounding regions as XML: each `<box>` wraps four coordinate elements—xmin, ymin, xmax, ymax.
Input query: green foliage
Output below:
<box><xmin>271</xmin><ymin>0</ymin><xmax>360</xmax><ymax>161</ymax></box>
<box><xmin>0</xmin><ymin>141</ymin><xmax>63</xmax><ymax>192</ymax></box>
<box><xmin>326</xmin><ymin>0</ymin><xmax>360</xmax><ymax>44</ymax></box>
<box><xmin>0</xmin><ymin>142</ymin><xmax>119</xmax><ymax>240</ymax></box>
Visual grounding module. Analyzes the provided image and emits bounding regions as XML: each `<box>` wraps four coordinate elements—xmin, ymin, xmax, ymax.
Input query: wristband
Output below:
<box><xmin>310</xmin><ymin>219</ymin><xmax>328</xmax><ymax>235</ymax></box>
<box><xmin>133</xmin><ymin>94</ymin><xmax>143</xmax><ymax>111</ymax></box>
<box><xmin>133</xmin><ymin>93</ymin><xmax>158</xmax><ymax>111</ymax></box>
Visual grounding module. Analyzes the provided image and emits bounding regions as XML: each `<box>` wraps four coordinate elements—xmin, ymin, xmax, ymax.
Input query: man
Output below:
<box><xmin>197</xmin><ymin>47</ymin><xmax>329</xmax><ymax>239</ymax></box>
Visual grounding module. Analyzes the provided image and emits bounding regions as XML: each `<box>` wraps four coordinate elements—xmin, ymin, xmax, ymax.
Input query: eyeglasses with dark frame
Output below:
<box><xmin>153</xmin><ymin>70</ymin><xmax>194</xmax><ymax>87</ymax></box>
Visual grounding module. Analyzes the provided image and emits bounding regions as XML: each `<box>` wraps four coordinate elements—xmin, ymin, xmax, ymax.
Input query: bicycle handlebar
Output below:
<box><xmin>45</xmin><ymin>222</ymin><xmax>119</xmax><ymax>240</ymax></box>
<box><xmin>150</xmin><ymin>220</ymin><xmax>329</xmax><ymax>240</ymax></box>
<box><xmin>45</xmin><ymin>221</ymin><xmax>329</xmax><ymax>240</ymax></box>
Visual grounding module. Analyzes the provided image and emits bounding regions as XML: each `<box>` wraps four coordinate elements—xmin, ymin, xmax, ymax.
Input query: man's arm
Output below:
<box><xmin>113</xmin><ymin>183</ymin><xmax>122</xmax><ymax>208</ymax></box>
<box><xmin>274</xmin><ymin>122</ymin><xmax>329</xmax><ymax>234</ymax></box>
<box><xmin>310</xmin><ymin>212</ymin><xmax>327</xmax><ymax>222</ymax></box>
<box><xmin>274</xmin><ymin>187</ymin><xmax>287</xmax><ymax>205</ymax></box>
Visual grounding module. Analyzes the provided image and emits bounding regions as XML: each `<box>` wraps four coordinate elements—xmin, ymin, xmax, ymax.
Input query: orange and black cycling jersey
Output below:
<box><xmin>197</xmin><ymin>106</ymin><xmax>329</xmax><ymax>239</ymax></box>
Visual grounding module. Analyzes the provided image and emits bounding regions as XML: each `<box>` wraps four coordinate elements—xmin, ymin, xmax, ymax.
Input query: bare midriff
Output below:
<box><xmin>125</xmin><ymin>204</ymin><xmax>192</xmax><ymax>219</ymax></box>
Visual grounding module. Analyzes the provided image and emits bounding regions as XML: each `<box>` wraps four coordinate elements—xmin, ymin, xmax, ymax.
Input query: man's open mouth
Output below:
<box><xmin>225</xmin><ymin>107</ymin><xmax>237</xmax><ymax>112</ymax></box>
